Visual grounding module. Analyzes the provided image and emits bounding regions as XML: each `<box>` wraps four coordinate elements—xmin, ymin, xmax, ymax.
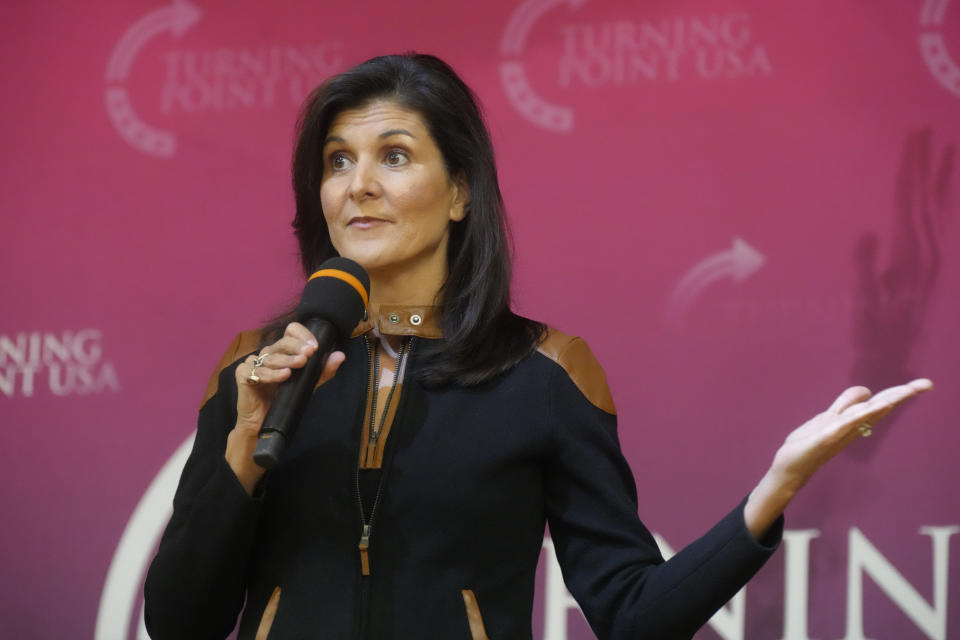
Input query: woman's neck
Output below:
<box><xmin>367</xmin><ymin>265</ymin><xmax>445</xmax><ymax>308</ymax></box>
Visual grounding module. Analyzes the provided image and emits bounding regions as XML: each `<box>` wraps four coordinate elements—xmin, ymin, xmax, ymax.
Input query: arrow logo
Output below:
<box><xmin>665</xmin><ymin>237</ymin><xmax>765</xmax><ymax>322</ymax></box>
<box><xmin>104</xmin><ymin>0</ymin><xmax>203</xmax><ymax>157</ymax></box>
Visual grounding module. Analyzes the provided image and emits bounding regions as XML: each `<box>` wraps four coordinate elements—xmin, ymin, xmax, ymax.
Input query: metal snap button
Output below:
<box><xmin>410</xmin><ymin>314</ymin><xmax>423</xmax><ymax>326</ymax></box>
<box><xmin>388</xmin><ymin>313</ymin><xmax>400</xmax><ymax>324</ymax></box>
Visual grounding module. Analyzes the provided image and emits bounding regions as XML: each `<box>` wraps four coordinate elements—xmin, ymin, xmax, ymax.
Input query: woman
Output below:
<box><xmin>144</xmin><ymin>53</ymin><xmax>931</xmax><ymax>639</ymax></box>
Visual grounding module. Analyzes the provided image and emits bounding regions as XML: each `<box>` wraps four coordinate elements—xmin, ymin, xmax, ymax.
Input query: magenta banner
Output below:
<box><xmin>2</xmin><ymin>1</ymin><xmax>958</xmax><ymax>638</ymax></box>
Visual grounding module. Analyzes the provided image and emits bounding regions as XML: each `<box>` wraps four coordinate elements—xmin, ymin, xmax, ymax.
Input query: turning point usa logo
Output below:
<box><xmin>499</xmin><ymin>0</ymin><xmax>772</xmax><ymax>132</ymax></box>
<box><xmin>104</xmin><ymin>0</ymin><xmax>343</xmax><ymax>158</ymax></box>
<box><xmin>0</xmin><ymin>329</ymin><xmax>120</xmax><ymax>398</ymax></box>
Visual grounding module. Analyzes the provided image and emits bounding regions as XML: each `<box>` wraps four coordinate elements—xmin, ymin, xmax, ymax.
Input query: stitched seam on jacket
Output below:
<box><xmin>631</xmin><ymin>531</ymin><xmax>741</xmax><ymax>622</ymax></box>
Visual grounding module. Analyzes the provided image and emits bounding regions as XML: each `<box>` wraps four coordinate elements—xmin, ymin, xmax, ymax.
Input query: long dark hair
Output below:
<box><xmin>263</xmin><ymin>53</ymin><xmax>543</xmax><ymax>386</ymax></box>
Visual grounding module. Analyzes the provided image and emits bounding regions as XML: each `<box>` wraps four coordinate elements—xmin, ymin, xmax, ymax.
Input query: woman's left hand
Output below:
<box><xmin>743</xmin><ymin>378</ymin><xmax>933</xmax><ymax>539</ymax></box>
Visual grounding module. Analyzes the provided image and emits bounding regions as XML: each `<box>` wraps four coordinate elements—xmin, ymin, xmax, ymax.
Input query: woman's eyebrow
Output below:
<box><xmin>379</xmin><ymin>128</ymin><xmax>415</xmax><ymax>139</ymax></box>
<box><xmin>322</xmin><ymin>129</ymin><xmax>415</xmax><ymax>148</ymax></box>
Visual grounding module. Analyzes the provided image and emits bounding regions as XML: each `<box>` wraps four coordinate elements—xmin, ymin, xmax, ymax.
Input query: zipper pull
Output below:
<box><xmin>358</xmin><ymin>524</ymin><xmax>372</xmax><ymax>576</ymax></box>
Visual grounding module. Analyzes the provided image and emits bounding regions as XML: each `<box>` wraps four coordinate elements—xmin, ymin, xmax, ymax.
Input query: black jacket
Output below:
<box><xmin>144</xmin><ymin>305</ymin><xmax>781</xmax><ymax>639</ymax></box>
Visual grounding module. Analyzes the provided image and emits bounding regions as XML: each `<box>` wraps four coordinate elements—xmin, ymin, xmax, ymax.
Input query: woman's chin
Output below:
<box><xmin>334</xmin><ymin>250</ymin><xmax>390</xmax><ymax>275</ymax></box>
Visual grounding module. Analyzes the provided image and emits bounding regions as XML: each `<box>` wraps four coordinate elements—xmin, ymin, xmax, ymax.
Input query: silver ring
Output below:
<box><xmin>253</xmin><ymin>353</ymin><xmax>268</xmax><ymax>368</ymax></box>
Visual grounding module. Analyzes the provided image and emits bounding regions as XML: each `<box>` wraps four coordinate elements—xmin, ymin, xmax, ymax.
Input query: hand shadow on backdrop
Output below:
<box><xmin>849</xmin><ymin>128</ymin><xmax>954</xmax><ymax>460</ymax></box>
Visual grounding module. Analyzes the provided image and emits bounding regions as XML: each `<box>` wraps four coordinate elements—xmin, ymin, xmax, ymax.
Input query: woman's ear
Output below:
<box><xmin>449</xmin><ymin>173</ymin><xmax>470</xmax><ymax>222</ymax></box>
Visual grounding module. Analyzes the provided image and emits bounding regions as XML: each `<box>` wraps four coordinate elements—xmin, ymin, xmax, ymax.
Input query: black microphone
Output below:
<box><xmin>253</xmin><ymin>257</ymin><xmax>370</xmax><ymax>469</ymax></box>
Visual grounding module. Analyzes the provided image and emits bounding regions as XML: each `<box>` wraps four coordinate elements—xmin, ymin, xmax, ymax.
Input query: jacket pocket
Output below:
<box><xmin>255</xmin><ymin>586</ymin><xmax>282</xmax><ymax>640</ymax></box>
<box><xmin>461</xmin><ymin>589</ymin><xmax>490</xmax><ymax>640</ymax></box>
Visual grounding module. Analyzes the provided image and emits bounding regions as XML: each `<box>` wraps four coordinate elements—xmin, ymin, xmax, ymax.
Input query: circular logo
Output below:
<box><xmin>104</xmin><ymin>0</ymin><xmax>204</xmax><ymax>157</ymax></box>
<box><xmin>920</xmin><ymin>0</ymin><xmax>960</xmax><ymax>98</ymax></box>
<box><xmin>499</xmin><ymin>0</ymin><xmax>588</xmax><ymax>132</ymax></box>
<box><xmin>94</xmin><ymin>434</ymin><xmax>194</xmax><ymax>640</ymax></box>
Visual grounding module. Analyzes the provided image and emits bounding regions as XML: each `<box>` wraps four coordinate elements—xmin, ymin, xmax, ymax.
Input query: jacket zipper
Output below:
<box><xmin>353</xmin><ymin>335</ymin><xmax>414</xmax><ymax>639</ymax></box>
<box><xmin>355</xmin><ymin>335</ymin><xmax>413</xmax><ymax>575</ymax></box>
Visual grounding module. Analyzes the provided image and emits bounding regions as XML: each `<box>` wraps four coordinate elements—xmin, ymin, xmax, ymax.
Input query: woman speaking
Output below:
<box><xmin>143</xmin><ymin>53</ymin><xmax>931</xmax><ymax>639</ymax></box>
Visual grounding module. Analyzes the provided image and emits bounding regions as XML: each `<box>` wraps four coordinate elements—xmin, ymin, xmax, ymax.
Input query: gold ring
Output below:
<box><xmin>858</xmin><ymin>422</ymin><xmax>873</xmax><ymax>437</ymax></box>
<box><xmin>247</xmin><ymin>354</ymin><xmax>264</xmax><ymax>385</ymax></box>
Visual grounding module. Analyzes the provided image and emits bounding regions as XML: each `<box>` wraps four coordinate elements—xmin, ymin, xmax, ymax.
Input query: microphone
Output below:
<box><xmin>253</xmin><ymin>257</ymin><xmax>370</xmax><ymax>469</ymax></box>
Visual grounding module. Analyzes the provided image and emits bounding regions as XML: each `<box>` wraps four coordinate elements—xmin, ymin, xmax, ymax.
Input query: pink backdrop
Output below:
<box><xmin>2</xmin><ymin>1</ymin><xmax>958</xmax><ymax>638</ymax></box>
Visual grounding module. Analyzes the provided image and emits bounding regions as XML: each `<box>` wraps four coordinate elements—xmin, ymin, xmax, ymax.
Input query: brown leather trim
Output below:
<box><xmin>351</xmin><ymin>303</ymin><xmax>442</xmax><ymax>339</ymax></box>
<box><xmin>537</xmin><ymin>329</ymin><xmax>616</xmax><ymax>415</ymax></box>
<box><xmin>357</xmin><ymin>350</ymin><xmax>377</xmax><ymax>468</ymax></box>
<box><xmin>254</xmin><ymin>586</ymin><xmax>281</xmax><ymax>640</ymax></box>
<box><xmin>360</xmin><ymin>381</ymin><xmax>403</xmax><ymax>468</ymax></box>
<box><xmin>461</xmin><ymin>590</ymin><xmax>490</xmax><ymax>640</ymax></box>
<box><xmin>200</xmin><ymin>330</ymin><xmax>261</xmax><ymax>409</ymax></box>
<box><xmin>358</xmin><ymin>340</ymin><xmax>406</xmax><ymax>469</ymax></box>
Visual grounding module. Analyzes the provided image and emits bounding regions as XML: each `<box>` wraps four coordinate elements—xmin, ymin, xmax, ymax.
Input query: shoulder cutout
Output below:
<box><xmin>200</xmin><ymin>330</ymin><xmax>261</xmax><ymax>409</ymax></box>
<box><xmin>537</xmin><ymin>328</ymin><xmax>616</xmax><ymax>415</ymax></box>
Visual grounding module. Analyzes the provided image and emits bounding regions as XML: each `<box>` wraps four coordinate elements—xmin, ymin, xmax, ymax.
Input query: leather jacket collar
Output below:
<box><xmin>351</xmin><ymin>303</ymin><xmax>442</xmax><ymax>339</ymax></box>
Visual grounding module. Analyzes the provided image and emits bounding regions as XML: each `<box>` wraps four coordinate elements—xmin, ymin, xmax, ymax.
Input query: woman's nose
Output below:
<box><xmin>348</xmin><ymin>159</ymin><xmax>381</xmax><ymax>201</ymax></box>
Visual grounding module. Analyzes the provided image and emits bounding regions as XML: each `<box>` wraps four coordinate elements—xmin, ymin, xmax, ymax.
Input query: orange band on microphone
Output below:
<box><xmin>308</xmin><ymin>269</ymin><xmax>369</xmax><ymax>307</ymax></box>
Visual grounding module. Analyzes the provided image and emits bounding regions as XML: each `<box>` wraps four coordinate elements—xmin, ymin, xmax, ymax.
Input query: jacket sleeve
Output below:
<box><xmin>542</xmin><ymin>337</ymin><xmax>782</xmax><ymax>639</ymax></box>
<box><xmin>143</xmin><ymin>335</ymin><xmax>264</xmax><ymax>640</ymax></box>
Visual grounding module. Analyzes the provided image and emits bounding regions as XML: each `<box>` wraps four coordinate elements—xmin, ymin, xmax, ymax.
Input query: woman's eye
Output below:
<box><xmin>330</xmin><ymin>153</ymin><xmax>352</xmax><ymax>171</ymax></box>
<box><xmin>385</xmin><ymin>149</ymin><xmax>408</xmax><ymax>166</ymax></box>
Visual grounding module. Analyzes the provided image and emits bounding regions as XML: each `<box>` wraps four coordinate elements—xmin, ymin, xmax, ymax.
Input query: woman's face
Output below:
<box><xmin>320</xmin><ymin>100</ymin><xmax>467</xmax><ymax>293</ymax></box>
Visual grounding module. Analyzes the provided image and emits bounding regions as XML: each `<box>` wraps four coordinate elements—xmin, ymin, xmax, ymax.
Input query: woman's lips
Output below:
<box><xmin>348</xmin><ymin>216</ymin><xmax>388</xmax><ymax>229</ymax></box>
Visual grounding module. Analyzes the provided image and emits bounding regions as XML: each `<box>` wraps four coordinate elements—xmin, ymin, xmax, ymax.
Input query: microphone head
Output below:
<box><xmin>296</xmin><ymin>257</ymin><xmax>370</xmax><ymax>337</ymax></box>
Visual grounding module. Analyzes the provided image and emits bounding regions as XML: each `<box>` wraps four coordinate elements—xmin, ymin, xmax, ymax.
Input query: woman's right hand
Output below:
<box><xmin>226</xmin><ymin>322</ymin><xmax>346</xmax><ymax>495</ymax></box>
